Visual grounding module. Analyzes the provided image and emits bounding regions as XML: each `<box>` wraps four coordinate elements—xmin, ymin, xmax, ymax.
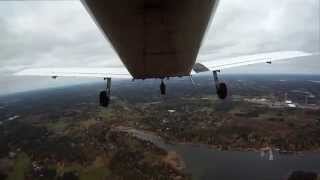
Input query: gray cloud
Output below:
<box><xmin>201</xmin><ymin>0</ymin><xmax>319</xmax><ymax>56</ymax></box>
<box><xmin>0</xmin><ymin>0</ymin><xmax>319</xmax><ymax>95</ymax></box>
<box><xmin>0</xmin><ymin>1</ymin><xmax>121</xmax><ymax>73</ymax></box>
<box><xmin>198</xmin><ymin>0</ymin><xmax>320</xmax><ymax>74</ymax></box>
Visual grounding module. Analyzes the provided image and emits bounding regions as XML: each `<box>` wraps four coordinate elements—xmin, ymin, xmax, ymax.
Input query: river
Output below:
<box><xmin>116</xmin><ymin>127</ymin><xmax>320</xmax><ymax>180</ymax></box>
<box><xmin>173</xmin><ymin>144</ymin><xmax>320</xmax><ymax>180</ymax></box>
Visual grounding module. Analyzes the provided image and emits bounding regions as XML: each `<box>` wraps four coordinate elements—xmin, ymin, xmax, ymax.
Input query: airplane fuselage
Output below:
<box><xmin>82</xmin><ymin>0</ymin><xmax>219</xmax><ymax>79</ymax></box>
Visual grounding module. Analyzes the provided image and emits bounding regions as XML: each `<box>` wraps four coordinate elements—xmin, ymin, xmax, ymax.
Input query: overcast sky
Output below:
<box><xmin>0</xmin><ymin>0</ymin><xmax>319</xmax><ymax>95</ymax></box>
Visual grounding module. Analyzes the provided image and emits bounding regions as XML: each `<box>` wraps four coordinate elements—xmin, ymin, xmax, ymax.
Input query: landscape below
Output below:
<box><xmin>0</xmin><ymin>74</ymin><xmax>320</xmax><ymax>180</ymax></box>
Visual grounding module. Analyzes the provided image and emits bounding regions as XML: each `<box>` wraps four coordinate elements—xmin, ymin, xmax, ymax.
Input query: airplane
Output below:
<box><xmin>15</xmin><ymin>0</ymin><xmax>313</xmax><ymax>107</ymax></box>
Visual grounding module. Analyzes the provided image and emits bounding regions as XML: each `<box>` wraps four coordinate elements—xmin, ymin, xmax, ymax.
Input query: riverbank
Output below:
<box><xmin>0</xmin><ymin>120</ymin><xmax>191</xmax><ymax>180</ymax></box>
<box><xmin>115</xmin><ymin>126</ymin><xmax>320</xmax><ymax>180</ymax></box>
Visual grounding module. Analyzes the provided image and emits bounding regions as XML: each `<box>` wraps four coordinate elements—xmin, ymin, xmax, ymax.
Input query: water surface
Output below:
<box><xmin>173</xmin><ymin>144</ymin><xmax>320</xmax><ymax>180</ymax></box>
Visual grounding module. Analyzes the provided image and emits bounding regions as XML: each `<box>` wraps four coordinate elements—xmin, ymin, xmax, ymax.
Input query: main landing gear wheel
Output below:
<box><xmin>100</xmin><ymin>77</ymin><xmax>111</xmax><ymax>107</ymax></box>
<box><xmin>213</xmin><ymin>71</ymin><xmax>228</xmax><ymax>100</ymax></box>
<box><xmin>217</xmin><ymin>82</ymin><xmax>228</xmax><ymax>99</ymax></box>
<box><xmin>99</xmin><ymin>91</ymin><xmax>110</xmax><ymax>107</ymax></box>
<box><xmin>160</xmin><ymin>80</ymin><xmax>166</xmax><ymax>95</ymax></box>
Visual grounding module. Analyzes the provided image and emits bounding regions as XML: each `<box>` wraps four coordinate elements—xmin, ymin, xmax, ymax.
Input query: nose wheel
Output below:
<box><xmin>100</xmin><ymin>78</ymin><xmax>111</xmax><ymax>107</ymax></box>
<box><xmin>160</xmin><ymin>80</ymin><xmax>166</xmax><ymax>95</ymax></box>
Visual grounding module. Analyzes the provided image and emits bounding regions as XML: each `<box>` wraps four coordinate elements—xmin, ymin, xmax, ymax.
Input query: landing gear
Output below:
<box><xmin>100</xmin><ymin>91</ymin><xmax>110</xmax><ymax>107</ymax></box>
<box><xmin>100</xmin><ymin>78</ymin><xmax>111</xmax><ymax>107</ymax></box>
<box><xmin>217</xmin><ymin>82</ymin><xmax>228</xmax><ymax>99</ymax></box>
<box><xmin>213</xmin><ymin>71</ymin><xmax>228</xmax><ymax>99</ymax></box>
<box><xmin>160</xmin><ymin>79</ymin><xmax>166</xmax><ymax>95</ymax></box>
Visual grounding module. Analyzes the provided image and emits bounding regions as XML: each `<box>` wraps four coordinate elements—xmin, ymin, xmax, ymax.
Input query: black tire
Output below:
<box><xmin>99</xmin><ymin>91</ymin><xmax>110</xmax><ymax>107</ymax></box>
<box><xmin>160</xmin><ymin>82</ymin><xmax>166</xmax><ymax>95</ymax></box>
<box><xmin>217</xmin><ymin>82</ymin><xmax>228</xmax><ymax>99</ymax></box>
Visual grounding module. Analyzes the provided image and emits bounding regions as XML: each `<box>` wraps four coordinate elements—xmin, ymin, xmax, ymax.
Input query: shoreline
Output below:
<box><xmin>117</xmin><ymin>125</ymin><xmax>320</xmax><ymax>155</ymax></box>
<box><xmin>170</xmin><ymin>141</ymin><xmax>320</xmax><ymax>154</ymax></box>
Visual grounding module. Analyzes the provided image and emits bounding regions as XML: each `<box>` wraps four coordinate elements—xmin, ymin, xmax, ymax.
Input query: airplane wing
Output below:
<box><xmin>193</xmin><ymin>51</ymin><xmax>312</xmax><ymax>73</ymax></box>
<box><xmin>15</xmin><ymin>67</ymin><xmax>132</xmax><ymax>79</ymax></box>
<box><xmin>15</xmin><ymin>51</ymin><xmax>312</xmax><ymax>78</ymax></box>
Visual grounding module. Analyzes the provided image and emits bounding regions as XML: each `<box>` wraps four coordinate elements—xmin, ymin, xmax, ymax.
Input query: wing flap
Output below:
<box><xmin>195</xmin><ymin>51</ymin><xmax>312</xmax><ymax>72</ymax></box>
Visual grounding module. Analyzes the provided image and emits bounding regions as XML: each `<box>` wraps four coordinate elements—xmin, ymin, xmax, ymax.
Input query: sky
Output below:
<box><xmin>0</xmin><ymin>0</ymin><xmax>319</xmax><ymax>95</ymax></box>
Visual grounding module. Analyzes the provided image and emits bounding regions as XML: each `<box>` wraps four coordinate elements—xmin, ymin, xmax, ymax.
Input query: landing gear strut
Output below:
<box><xmin>160</xmin><ymin>79</ymin><xmax>166</xmax><ymax>95</ymax></box>
<box><xmin>213</xmin><ymin>71</ymin><xmax>228</xmax><ymax>99</ymax></box>
<box><xmin>100</xmin><ymin>78</ymin><xmax>111</xmax><ymax>107</ymax></box>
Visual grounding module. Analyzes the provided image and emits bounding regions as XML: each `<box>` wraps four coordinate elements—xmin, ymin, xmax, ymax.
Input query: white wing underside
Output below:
<box><xmin>15</xmin><ymin>51</ymin><xmax>313</xmax><ymax>78</ymax></box>
<box><xmin>15</xmin><ymin>67</ymin><xmax>132</xmax><ymax>78</ymax></box>
<box><xmin>196</xmin><ymin>51</ymin><xmax>312</xmax><ymax>72</ymax></box>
